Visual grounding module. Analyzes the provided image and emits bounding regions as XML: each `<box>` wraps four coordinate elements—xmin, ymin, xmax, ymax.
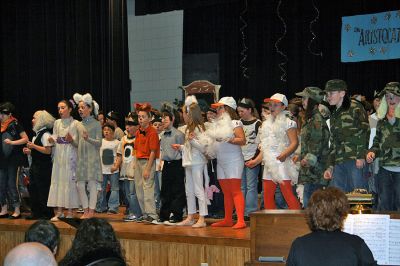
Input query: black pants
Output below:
<box><xmin>207</xmin><ymin>159</ymin><xmax>224</xmax><ymax>215</ymax></box>
<box><xmin>28</xmin><ymin>165</ymin><xmax>53</xmax><ymax>218</ymax></box>
<box><xmin>159</xmin><ymin>160</ymin><xmax>186</xmax><ymax>221</ymax></box>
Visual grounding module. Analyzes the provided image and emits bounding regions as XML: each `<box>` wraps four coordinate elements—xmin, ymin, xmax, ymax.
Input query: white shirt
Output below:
<box><xmin>215</xmin><ymin>120</ymin><xmax>244</xmax><ymax>163</ymax></box>
<box><xmin>100</xmin><ymin>139</ymin><xmax>120</xmax><ymax>174</ymax></box>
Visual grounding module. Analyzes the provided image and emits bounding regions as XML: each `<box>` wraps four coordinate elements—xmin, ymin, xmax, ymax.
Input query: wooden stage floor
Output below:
<box><xmin>0</xmin><ymin>210</ymin><xmax>250</xmax><ymax>266</ymax></box>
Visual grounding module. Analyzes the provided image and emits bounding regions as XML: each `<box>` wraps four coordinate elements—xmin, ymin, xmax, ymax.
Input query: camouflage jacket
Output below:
<box><xmin>327</xmin><ymin>100</ymin><xmax>369</xmax><ymax>167</ymax></box>
<box><xmin>369</xmin><ymin>118</ymin><xmax>400</xmax><ymax>167</ymax></box>
<box><xmin>298</xmin><ymin>109</ymin><xmax>330</xmax><ymax>185</ymax></box>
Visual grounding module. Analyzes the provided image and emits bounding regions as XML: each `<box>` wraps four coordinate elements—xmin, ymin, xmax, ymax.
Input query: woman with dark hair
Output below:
<box><xmin>47</xmin><ymin>100</ymin><xmax>80</xmax><ymax>221</ymax></box>
<box><xmin>59</xmin><ymin>218</ymin><xmax>126</xmax><ymax>266</ymax></box>
<box><xmin>286</xmin><ymin>187</ymin><xmax>376</xmax><ymax>266</ymax></box>
<box><xmin>238</xmin><ymin>98</ymin><xmax>262</xmax><ymax>219</ymax></box>
<box><xmin>294</xmin><ymin>87</ymin><xmax>330</xmax><ymax>208</ymax></box>
<box><xmin>25</xmin><ymin>220</ymin><xmax>60</xmax><ymax>255</ymax></box>
<box><xmin>0</xmin><ymin>102</ymin><xmax>29</xmax><ymax>219</ymax></box>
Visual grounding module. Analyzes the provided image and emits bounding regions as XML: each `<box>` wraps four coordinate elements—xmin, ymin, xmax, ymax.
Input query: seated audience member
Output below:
<box><xmin>59</xmin><ymin>217</ymin><xmax>126</xmax><ymax>266</ymax></box>
<box><xmin>4</xmin><ymin>242</ymin><xmax>57</xmax><ymax>266</ymax></box>
<box><xmin>24</xmin><ymin>220</ymin><xmax>60</xmax><ymax>255</ymax></box>
<box><xmin>286</xmin><ymin>187</ymin><xmax>376</xmax><ymax>266</ymax></box>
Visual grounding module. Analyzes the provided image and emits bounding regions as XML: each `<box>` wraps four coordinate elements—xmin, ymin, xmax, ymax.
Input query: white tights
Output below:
<box><xmin>77</xmin><ymin>181</ymin><xmax>98</xmax><ymax>210</ymax></box>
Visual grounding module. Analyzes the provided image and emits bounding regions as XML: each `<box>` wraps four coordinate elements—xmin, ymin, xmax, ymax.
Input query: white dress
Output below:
<box><xmin>47</xmin><ymin>118</ymin><xmax>80</xmax><ymax>208</ymax></box>
<box><xmin>260</xmin><ymin>111</ymin><xmax>299</xmax><ymax>184</ymax></box>
<box><xmin>205</xmin><ymin>114</ymin><xmax>244</xmax><ymax>179</ymax></box>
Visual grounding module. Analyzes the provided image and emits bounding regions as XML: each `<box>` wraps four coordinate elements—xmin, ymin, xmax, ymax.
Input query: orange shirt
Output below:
<box><xmin>134</xmin><ymin>125</ymin><xmax>160</xmax><ymax>159</ymax></box>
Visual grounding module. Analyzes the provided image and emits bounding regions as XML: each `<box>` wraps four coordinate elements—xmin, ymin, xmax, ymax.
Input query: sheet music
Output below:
<box><xmin>389</xmin><ymin>219</ymin><xmax>400</xmax><ymax>266</ymax></box>
<box><xmin>343</xmin><ymin>214</ymin><xmax>390</xmax><ymax>265</ymax></box>
<box><xmin>342</xmin><ymin>214</ymin><xmax>354</xmax><ymax>234</ymax></box>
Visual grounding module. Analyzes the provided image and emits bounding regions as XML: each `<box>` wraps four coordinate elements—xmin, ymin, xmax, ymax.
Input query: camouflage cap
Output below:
<box><xmin>382</xmin><ymin>81</ymin><xmax>400</xmax><ymax>97</ymax></box>
<box><xmin>324</xmin><ymin>79</ymin><xmax>347</xmax><ymax>92</ymax></box>
<box><xmin>295</xmin><ymin>87</ymin><xmax>324</xmax><ymax>103</ymax></box>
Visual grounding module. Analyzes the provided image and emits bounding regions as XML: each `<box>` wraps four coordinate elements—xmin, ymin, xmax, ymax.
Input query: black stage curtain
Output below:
<box><xmin>183</xmin><ymin>0</ymin><xmax>400</xmax><ymax>105</ymax></box>
<box><xmin>1</xmin><ymin>0</ymin><xmax>130</xmax><ymax>134</ymax></box>
<box><xmin>134</xmin><ymin>0</ymin><xmax>236</xmax><ymax>16</ymax></box>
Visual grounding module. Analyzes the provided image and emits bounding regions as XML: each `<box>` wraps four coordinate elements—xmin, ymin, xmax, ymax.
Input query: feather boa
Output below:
<box><xmin>260</xmin><ymin>111</ymin><xmax>299</xmax><ymax>184</ymax></box>
<box><xmin>198</xmin><ymin>113</ymin><xmax>234</xmax><ymax>159</ymax></box>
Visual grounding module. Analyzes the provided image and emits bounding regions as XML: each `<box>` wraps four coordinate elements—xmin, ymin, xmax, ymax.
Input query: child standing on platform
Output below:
<box><xmin>247</xmin><ymin>93</ymin><xmax>301</xmax><ymax>210</ymax></box>
<box><xmin>134</xmin><ymin>103</ymin><xmax>160</xmax><ymax>223</ymax></box>
<box><xmin>152</xmin><ymin>113</ymin><xmax>163</xmax><ymax>214</ymax></box>
<box><xmin>23</xmin><ymin>110</ymin><xmax>55</xmax><ymax>220</ymax></box>
<box><xmin>237</xmin><ymin>98</ymin><xmax>262</xmax><ymax>219</ymax></box>
<box><xmin>96</xmin><ymin>124</ymin><xmax>120</xmax><ymax>214</ymax></box>
<box><xmin>118</xmin><ymin>114</ymin><xmax>143</xmax><ymax>221</ymax></box>
<box><xmin>155</xmin><ymin>110</ymin><xmax>185</xmax><ymax>225</ymax></box>
<box><xmin>209</xmin><ymin>97</ymin><xmax>247</xmax><ymax>229</ymax></box>
<box><xmin>47</xmin><ymin>100</ymin><xmax>80</xmax><ymax>221</ymax></box>
<box><xmin>73</xmin><ymin>93</ymin><xmax>102</xmax><ymax>219</ymax></box>
<box><xmin>173</xmin><ymin>96</ymin><xmax>208</xmax><ymax>228</ymax></box>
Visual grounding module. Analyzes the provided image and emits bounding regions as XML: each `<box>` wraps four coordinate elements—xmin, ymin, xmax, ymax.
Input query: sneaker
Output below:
<box><xmin>134</xmin><ymin>216</ymin><xmax>144</xmax><ymax>223</ymax></box>
<box><xmin>76</xmin><ymin>208</ymin><xmax>84</xmax><ymax>213</ymax></box>
<box><xmin>123</xmin><ymin>214</ymin><xmax>137</xmax><ymax>222</ymax></box>
<box><xmin>107</xmin><ymin>209</ymin><xmax>118</xmax><ymax>214</ymax></box>
<box><xmin>164</xmin><ymin>220</ymin><xmax>179</xmax><ymax>226</ymax></box>
<box><xmin>143</xmin><ymin>216</ymin><xmax>156</xmax><ymax>223</ymax></box>
<box><xmin>151</xmin><ymin>219</ymin><xmax>165</xmax><ymax>225</ymax></box>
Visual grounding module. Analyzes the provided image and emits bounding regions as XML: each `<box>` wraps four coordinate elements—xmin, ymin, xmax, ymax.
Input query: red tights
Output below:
<box><xmin>211</xmin><ymin>179</ymin><xmax>246</xmax><ymax>229</ymax></box>
<box><xmin>263</xmin><ymin>180</ymin><xmax>301</xmax><ymax>210</ymax></box>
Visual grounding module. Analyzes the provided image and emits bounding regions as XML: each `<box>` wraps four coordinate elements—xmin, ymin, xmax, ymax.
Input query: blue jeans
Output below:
<box><xmin>241</xmin><ymin>165</ymin><xmax>260</xmax><ymax>216</ymax></box>
<box><xmin>0</xmin><ymin>165</ymin><xmax>20</xmax><ymax>208</ymax></box>
<box><xmin>330</xmin><ymin>160</ymin><xmax>368</xmax><ymax>193</ymax></box>
<box><xmin>376</xmin><ymin>167</ymin><xmax>400</xmax><ymax>211</ymax></box>
<box><xmin>154</xmin><ymin>171</ymin><xmax>161</xmax><ymax>211</ymax></box>
<box><xmin>303</xmin><ymin>183</ymin><xmax>325</xmax><ymax>208</ymax></box>
<box><xmin>96</xmin><ymin>173</ymin><xmax>120</xmax><ymax>212</ymax></box>
<box><xmin>275</xmin><ymin>185</ymin><xmax>288</xmax><ymax>209</ymax></box>
<box><xmin>124</xmin><ymin>180</ymin><xmax>143</xmax><ymax>217</ymax></box>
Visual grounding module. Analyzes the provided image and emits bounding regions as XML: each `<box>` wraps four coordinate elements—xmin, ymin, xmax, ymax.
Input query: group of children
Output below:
<box><xmin>1</xmin><ymin>79</ymin><xmax>399</xmax><ymax>229</ymax></box>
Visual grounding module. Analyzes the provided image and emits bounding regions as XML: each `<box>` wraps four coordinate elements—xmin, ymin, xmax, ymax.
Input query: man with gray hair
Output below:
<box><xmin>4</xmin><ymin>242</ymin><xmax>57</xmax><ymax>266</ymax></box>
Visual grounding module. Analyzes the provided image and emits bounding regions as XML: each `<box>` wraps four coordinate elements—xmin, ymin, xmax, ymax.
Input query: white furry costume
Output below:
<box><xmin>260</xmin><ymin>111</ymin><xmax>299</xmax><ymax>184</ymax></box>
<box><xmin>200</xmin><ymin>113</ymin><xmax>244</xmax><ymax>179</ymax></box>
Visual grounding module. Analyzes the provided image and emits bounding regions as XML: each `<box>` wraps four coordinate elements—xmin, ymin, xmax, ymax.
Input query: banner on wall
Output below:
<box><xmin>341</xmin><ymin>10</ymin><xmax>400</xmax><ymax>62</ymax></box>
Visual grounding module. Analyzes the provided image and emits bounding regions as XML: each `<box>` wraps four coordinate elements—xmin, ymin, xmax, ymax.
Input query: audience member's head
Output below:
<box><xmin>306</xmin><ymin>187</ymin><xmax>349</xmax><ymax>232</ymax></box>
<box><xmin>25</xmin><ymin>220</ymin><xmax>60</xmax><ymax>255</ymax></box>
<box><xmin>4</xmin><ymin>242</ymin><xmax>57</xmax><ymax>266</ymax></box>
<box><xmin>60</xmin><ymin>217</ymin><xmax>125</xmax><ymax>266</ymax></box>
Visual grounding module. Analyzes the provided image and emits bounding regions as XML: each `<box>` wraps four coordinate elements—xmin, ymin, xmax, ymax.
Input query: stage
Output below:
<box><xmin>0</xmin><ymin>211</ymin><xmax>250</xmax><ymax>266</ymax></box>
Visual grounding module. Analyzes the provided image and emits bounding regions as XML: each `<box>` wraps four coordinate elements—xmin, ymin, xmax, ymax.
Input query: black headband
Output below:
<box><xmin>125</xmin><ymin>120</ymin><xmax>138</xmax><ymax>126</ymax></box>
